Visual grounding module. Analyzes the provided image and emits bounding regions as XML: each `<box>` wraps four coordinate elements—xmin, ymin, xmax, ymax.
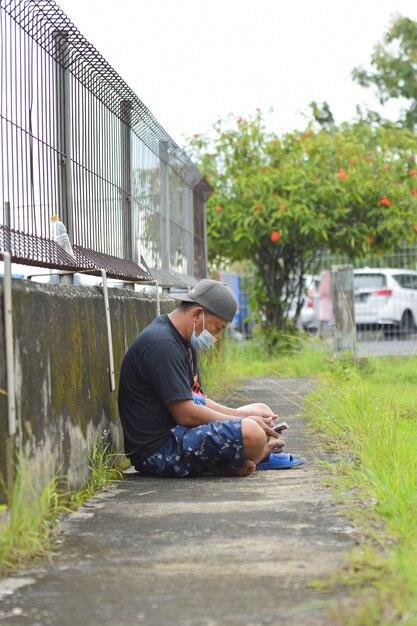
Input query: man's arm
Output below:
<box><xmin>205</xmin><ymin>398</ymin><xmax>244</xmax><ymax>417</ymax></box>
<box><xmin>167</xmin><ymin>399</ymin><xmax>235</xmax><ymax>427</ymax></box>
<box><xmin>168</xmin><ymin>400</ymin><xmax>278</xmax><ymax>438</ymax></box>
<box><xmin>205</xmin><ymin>398</ymin><xmax>277</xmax><ymax>419</ymax></box>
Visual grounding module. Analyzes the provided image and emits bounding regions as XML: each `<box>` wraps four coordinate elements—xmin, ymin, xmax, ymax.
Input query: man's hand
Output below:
<box><xmin>237</xmin><ymin>402</ymin><xmax>277</xmax><ymax>420</ymax></box>
<box><xmin>243</xmin><ymin>416</ymin><xmax>280</xmax><ymax>439</ymax></box>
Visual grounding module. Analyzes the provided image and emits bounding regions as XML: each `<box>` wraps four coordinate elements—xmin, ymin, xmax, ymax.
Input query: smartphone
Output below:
<box><xmin>273</xmin><ymin>421</ymin><xmax>289</xmax><ymax>433</ymax></box>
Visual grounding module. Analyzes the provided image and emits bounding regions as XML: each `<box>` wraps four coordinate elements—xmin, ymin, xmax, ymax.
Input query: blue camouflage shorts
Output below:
<box><xmin>136</xmin><ymin>395</ymin><xmax>245</xmax><ymax>478</ymax></box>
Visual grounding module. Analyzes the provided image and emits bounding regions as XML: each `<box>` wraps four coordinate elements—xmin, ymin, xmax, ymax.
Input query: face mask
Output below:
<box><xmin>190</xmin><ymin>312</ymin><xmax>217</xmax><ymax>352</ymax></box>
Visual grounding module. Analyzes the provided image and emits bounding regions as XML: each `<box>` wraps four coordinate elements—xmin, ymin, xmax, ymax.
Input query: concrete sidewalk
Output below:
<box><xmin>0</xmin><ymin>377</ymin><xmax>355</xmax><ymax>626</ymax></box>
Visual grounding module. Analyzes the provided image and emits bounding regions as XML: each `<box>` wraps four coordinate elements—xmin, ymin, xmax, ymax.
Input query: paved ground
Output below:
<box><xmin>0</xmin><ymin>377</ymin><xmax>355</xmax><ymax>626</ymax></box>
<box><xmin>358</xmin><ymin>335</ymin><xmax>417</xmax><ymax>357</ymax></box>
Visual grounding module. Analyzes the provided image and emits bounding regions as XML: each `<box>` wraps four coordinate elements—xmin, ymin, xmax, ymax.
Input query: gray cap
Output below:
<box><xmin>173</xmin><ymin>279</ymin><xmax>238</xmax><ymax>322</ymax></box>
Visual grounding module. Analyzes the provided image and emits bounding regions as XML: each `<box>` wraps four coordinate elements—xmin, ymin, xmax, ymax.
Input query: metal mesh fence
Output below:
<box><xmin>304</xmin><ymin>246</ymin><xmax>417</xmax><ymax>354</ymax></box>
<box><xmin>0</xmin><ymin>0</ymin><xmax>208</xmax><ymax>279</ymax></box>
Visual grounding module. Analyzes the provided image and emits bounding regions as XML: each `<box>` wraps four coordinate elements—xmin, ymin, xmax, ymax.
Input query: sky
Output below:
<box><xmin>58</xmin><ymin>0</ymin><xmax>417</xmax><ymax>147</ymax></box>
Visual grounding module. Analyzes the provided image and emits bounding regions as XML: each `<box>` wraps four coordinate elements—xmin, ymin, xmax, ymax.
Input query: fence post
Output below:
<box><xmin>3</xmin><ymin>202</ymin><xmax>11</xmax><ymax>249</ymax></box>
<box><xmin>54</xmin><ymin>31</ymin><xmax>74</xmax><ymax>285</ymax></box>
<box><xmin>202</xmin><ymin>191</ymin><xmax>208</xmax><ymax>278</ymax></box>
<box><xmin>121</xmin><ymin>100</ymin><xmax>133</xmax><ymax>259</ymax></box>
<box><xmin>185</xmin><ymin>186</ymin><xmax>194</xmax><ymax>276</ymax></box>
<box><xmin>2</xmin><ymin>201</ymin><xmax>17</xmax><ymax>438</ymax></box>
<box><xmin>120</xmin><ymin>100</ymin><xmax>134</xmax><ymax>289</ymax></box>
<box><xmin>331</xmin><ymin>264</ymin><xmax>357</xmax><ymax>354</ymax></box>
<box><xmin>159</xmin><ymin>140</ymin><xmax>170</xmax><ymax>270</ymax></box>
<box><xmin>192</xmin><ymin>181</ymin><xmax>209</xmax><ymax>279</ymax></box>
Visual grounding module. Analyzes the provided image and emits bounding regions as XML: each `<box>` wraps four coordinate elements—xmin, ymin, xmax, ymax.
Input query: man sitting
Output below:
<box><xmin>118</xmin><ymin>279</ymin><xmax>284</xmax><ymax>478</ymax></box>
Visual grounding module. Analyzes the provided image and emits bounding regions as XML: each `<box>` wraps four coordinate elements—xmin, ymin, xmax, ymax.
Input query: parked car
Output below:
<box><xmin>354</xmin><ymin>268</ymin><xmax>417</xmax><ymax>336</ymax></box>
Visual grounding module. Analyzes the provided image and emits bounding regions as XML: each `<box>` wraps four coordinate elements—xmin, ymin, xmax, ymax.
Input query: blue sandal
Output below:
<box><xmin>256</xmin><ymin>452</ymin><xmax>306</xmax><ymax>470</ymax></box>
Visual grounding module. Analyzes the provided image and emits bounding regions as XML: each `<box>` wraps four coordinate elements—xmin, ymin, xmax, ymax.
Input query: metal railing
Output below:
<box><xmin>305</xmin><ymin>246</ymin><xmax>417</xmax><ymax>354</ymax></box>
<box><xmin>0</xmin><ymin>0</ymin><xmax>209</xmax><ymax>279</ymax></box>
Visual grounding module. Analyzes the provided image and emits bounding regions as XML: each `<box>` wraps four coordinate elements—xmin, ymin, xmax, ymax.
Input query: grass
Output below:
<box><xmin>67</xmin><ymin>432</ymin><xmax>128</xmax><ymax>509</ymax></box>
<box><xmin>200</xmin><ymin>333</ymin><xmax>327</xmax><ymax>398</ymax></box>
<box><xmin>0</xmin><ymin>461</ymin><xmax>61</xmax><ymax>571</ymax></box>
<box><xmin>0</xmin><ymin>433</ymin><xmax>127</xmax><ymax>573</ymax></box>
<box><xmin>202</xmin><ymin>337</ymin><xmax>417</xmax><ymax>625</ymax></box>
<box><xmin>308</xmin><ymin>355</ymin><xmax>417</xmax><ymax>625</ymax></box>
<box><xmin>2</xmin><ymin>336</ymin><xmax>417</xmax><ymax>620</ymax></box>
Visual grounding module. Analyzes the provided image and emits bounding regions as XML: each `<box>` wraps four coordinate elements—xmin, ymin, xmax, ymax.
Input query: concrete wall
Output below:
<box><xmin>0</xmin><ymin>280</ymin><xmax>174</xmax><ymax>501</ymax></box>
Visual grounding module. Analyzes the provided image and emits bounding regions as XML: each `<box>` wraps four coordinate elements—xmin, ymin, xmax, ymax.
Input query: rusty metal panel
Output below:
<box><xmin>145</xmin><ymin>267</ymin><xmax>187</xmax><ymax>289</ymax></box>
<box><xmin>74</xmin><ymin>246</ymin><xmax>151</xmax><ymax>282</ymax></box>
<box><xmin>0</xmin><ymin>225</ymin><xmax>90</xmax><ymax>271</ymax></box>
<box><xmin>0</xmin><ymin>226</ymin><xmax>151</xmax><ymax>281</ymax></box>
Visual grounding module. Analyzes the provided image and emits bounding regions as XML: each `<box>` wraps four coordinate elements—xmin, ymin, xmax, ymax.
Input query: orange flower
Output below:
<box><xmin>413</xmin><ymin>224</ymin><xmax>417</xmax><ymax>234</ymax></box>
<box><xmin>379</xmin><ymin>196</ymin><xmax>391</xmax><ymax>207</ymax></box>
<box><xmin>411</xmin><ymin>188</ymin><xmax>417</xmax><ymax>197</ymax></box>
<box><xmin>337</xmin><ymin>168</ymin><xmax>348</xmax><ymax>181</ymax></box>
<box><xmin>409</xmin><ymin>168</ymin><xmax>417</xmax><ymax>177</ymax></box>
<box><xmin>367</xmin><ymin>235</ymin><xmax>376</xmax><ymax>245</ymax></box>
<box><xmin>214</xmin><ymin>206</ymin><xmax>223</xmax><ymax>213</ymax></box>
<box><xmin>278</xmin><ymin>202</ymin><xmax>287</xmax><ymax>211</ymax></box>
<box><xmin>270</xmin><ymin>231</ymin><xmax>281</xmax><ymax>243</ymax></box>
<box><xmin>254</xmin><ymin>203</ymin><xmax>263</xmax><ymax>212</ymax></box>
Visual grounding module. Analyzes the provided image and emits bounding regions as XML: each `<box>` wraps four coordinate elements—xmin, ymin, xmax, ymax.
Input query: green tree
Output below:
<box><xmin>352</xmin><ymin>16</ymin><xmax>417</xmax><ymax>130</ymax></box>
<box><xmin>309</xmin><ymin>101</ymin><xmax>335</xmax><ymax>130</ymax></box>
<box><xmin>189</xmin><ymin>112</ymin><xmax>417</xmax><ymax>336</ymax></box>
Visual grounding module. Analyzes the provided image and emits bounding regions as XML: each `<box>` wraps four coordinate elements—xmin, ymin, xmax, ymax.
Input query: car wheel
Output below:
<box><xmin>398</xmin><ymin>310</ymin><xmax>414</xmax><ymax>339</ymax></box>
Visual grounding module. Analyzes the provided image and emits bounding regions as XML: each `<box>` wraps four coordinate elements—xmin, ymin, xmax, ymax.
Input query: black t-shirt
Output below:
<box><xmin>118</xmin><ymin>314</ymin><xmax>200</xmax><ymax>466</ymax></box>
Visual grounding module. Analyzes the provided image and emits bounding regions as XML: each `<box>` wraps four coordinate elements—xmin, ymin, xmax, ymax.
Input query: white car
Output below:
<box><xmin>354</xmin><ymin>268</ymin><xmax>417</xmax><ymax>335</ymax></box>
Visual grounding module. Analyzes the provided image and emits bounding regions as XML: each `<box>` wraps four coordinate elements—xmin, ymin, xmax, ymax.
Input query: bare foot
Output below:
<box><xmin>233</xmin><ymin>460</ymin><xmax>256</xmax><ymax>477</ymax></box>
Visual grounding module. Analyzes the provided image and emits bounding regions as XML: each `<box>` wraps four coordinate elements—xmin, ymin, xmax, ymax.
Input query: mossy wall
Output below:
<box><xmin>0</xmin><ymin>280</ymin><xmax>175</xmax><ymax>502</ymax></box>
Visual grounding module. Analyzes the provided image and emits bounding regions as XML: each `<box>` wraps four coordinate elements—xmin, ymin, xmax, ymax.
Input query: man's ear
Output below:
<box><xmin>192</xmin><ymin>306</ymin><xmax>204</xmax><ymax>323</ymax></box>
